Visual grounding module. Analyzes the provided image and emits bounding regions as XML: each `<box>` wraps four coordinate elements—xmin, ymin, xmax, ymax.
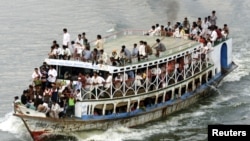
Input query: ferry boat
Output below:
<box><xmin>13</xmin><ymin>25</ymin><xmax>237</xmax><ymax>141</ymax></box>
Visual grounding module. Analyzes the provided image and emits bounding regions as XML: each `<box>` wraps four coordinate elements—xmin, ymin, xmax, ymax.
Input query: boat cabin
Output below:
<box><xmin>44</xmin><ymin>30</ymin><xmax>217</xmax><ymax>118</ymax></box>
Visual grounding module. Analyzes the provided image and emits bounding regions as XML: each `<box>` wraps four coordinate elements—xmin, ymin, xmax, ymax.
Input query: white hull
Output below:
<box><xmin>14</xmin><ymin>62</ymin><xmax>237</xmax><ymax>140</ymax></box>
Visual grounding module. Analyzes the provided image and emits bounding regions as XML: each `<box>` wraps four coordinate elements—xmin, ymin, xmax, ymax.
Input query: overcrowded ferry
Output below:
<box><xmin>13</xmin><ymin>12</ymin><xmax>237</xmax><ymax>141</ymax></box>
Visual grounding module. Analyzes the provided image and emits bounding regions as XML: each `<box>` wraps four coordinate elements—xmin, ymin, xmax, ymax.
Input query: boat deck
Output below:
<box><xmin>45</xmin><ymin>31</ymin><xmax>200</xmax><ymax>72</ymax></box>
<box><xmin>100</xmin><ymin>33</ymin><xmax>199</xmax><ymax>64</ymax></box>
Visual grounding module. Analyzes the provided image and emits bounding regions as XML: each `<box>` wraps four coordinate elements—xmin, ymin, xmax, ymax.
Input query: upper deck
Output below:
<box><xmin>45</xmin><ymin>30</ymin><xmax>200</xmax><ymax>73</ymax></box>
<box><xmin>103</xmin><ymin>30</ymin><xmax>198</xmax><ymax>58</ymax></box>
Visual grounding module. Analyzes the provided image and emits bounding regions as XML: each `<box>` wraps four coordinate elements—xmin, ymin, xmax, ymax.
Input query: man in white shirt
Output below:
<box><xmin>146</xmin><ymin>25</ymin><xmax>156</xmax><ymax>36</ymax></box>
<box><xmin>138</xmin><ymin>40</ymin><xmax>146</xmax><ymax>60</ymax></box>
<box><xmin>75</xmin><ymin>34</ymin><xmax>83</xmax><ymax>46</ymax></box>
<box><xmin>63</xmin><ymin>45</ymin><xmax>72</xmax><ymax>60</ymax></box>
<box><xmin>49</xmin><ymin>101</ymin><xmax>61</xmax><ymax>118</ymax></box>
<box><xmin>91</xmin><ymin>72</ymin><xmax>105</xmax><ymax>97</ymax></box>
<box><xmin>155</xmin><ymin>23</ymin><xmax>161</xmax><ymax>36</ymax></box>
<box><xmin>114</xmin><ymin>73</ymin><xmax>123</xmax><ymax>89</ymax></box>
<box><xmin>63</xmin><ymin>28</ymin><xmax>70</xmax><ymax>48</ymax></box>
<box><xmin>210</xmin><ymin>26</ymin><xmax>218</xmax><ymax>45</ymax></box>
<box><xmin>98</xmin><ymin>49</ymin><xmax>109</xmax><ymax>64</ymax></box>
<box><xmin>47</xmin><ymin>66</ymin><xmax>57</xmax><ymax>87</ymax></box>
<box><xmin>135</xmin><ymin>72</ymin><xmax>143</xmax><ymax>87</ymax></box>
<box><xmin>74</xmin><ymin>89</ymin><xmax>82</xmax><ymax>101</ymax></box>
<box><xmin>104</xmin><ymin>73</ymin><xmax>112</xmax><ymax>90</ymax></box>
<box><xmin>57</xmin><ymin>45</ymin><xmax>65</xmax><ymax>59</ymax></box>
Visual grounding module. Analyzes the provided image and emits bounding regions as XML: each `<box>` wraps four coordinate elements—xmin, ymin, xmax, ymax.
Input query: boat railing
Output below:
<box><xmin>73</xmin><ymin>54</ymin><xmax>213</xmax><ymax>100</ymax></box>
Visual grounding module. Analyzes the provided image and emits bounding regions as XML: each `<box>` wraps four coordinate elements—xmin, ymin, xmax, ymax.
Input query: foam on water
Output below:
<box><xmin>0</xmin><ymin>112</ymin><xmax>32</xmax><ymax>141</ymax></box>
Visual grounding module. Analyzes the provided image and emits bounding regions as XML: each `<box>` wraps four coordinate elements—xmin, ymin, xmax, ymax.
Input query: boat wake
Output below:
<box><xmin>0</xmin><ymin>112</ymin><xmax>32</xmax><ymax>141</ymax></box>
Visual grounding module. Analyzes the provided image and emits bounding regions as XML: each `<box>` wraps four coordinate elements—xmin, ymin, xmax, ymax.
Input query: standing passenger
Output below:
<box><xmin>63</xmin><ymin>28</ymin><xmax>70</xmax><ymax>48</ymax></box>
<box><xmin>138</xmin><ymin>40</ymin><xmax>146</xmax><ymax>59</ymax></box>
<box><xmin>47</xmin><ymin>66</ymin><xmax>57</xmax><ymax>88</ymax></box>
<box><xmin>210</xmin><ymin>10</ymin><xmax>217</xmax><ymax>26</ymax></box>
<box><xmin>94</xmin><ymin>34</ymin><xmax>104</xmax><ymax>51</ymax></box>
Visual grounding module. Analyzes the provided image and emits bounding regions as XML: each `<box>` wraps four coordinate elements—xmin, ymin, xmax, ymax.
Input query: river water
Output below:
<box><xmin>0</xmin><ymin>0</ymin><xmax>249</xmax><ymax>141</ymax></box>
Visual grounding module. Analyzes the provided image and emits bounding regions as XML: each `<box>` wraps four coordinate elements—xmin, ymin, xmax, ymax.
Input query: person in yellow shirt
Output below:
<box><xmin>66</xmin><ymin>94</ymin><xmax>75</xmax><ymax>117</ymax></box>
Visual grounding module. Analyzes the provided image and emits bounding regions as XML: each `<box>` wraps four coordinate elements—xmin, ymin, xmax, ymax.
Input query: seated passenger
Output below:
<box><xmin>135</xmin><ymin>72</ymin><xmax>143</xmax><ymax>87</ymax></box>
<box><xmin>114</xmin><ymin>73</ymin><xmax>123</xmax><ymax>89</ymax></box>
<box><xmin>49</xmin><ymin>101</ymin><xmax>61</xmax><ymax>118</ymax></box>
<box><xmin>26</xmin><ymin>99</ymin><xmax>36</xmax><ymax>110</ymax></box>
<box><xmin>91</xmin><ymin>48</ymin><xmax>99</xmax><ymax>65</ymax></box>
<box><xmin>14</xmin><ymin>96</ymin><xmax>22</xmax><ymax>105</ymax></box>
<box><xmin>144</xmin><ymin>41</ymin><xmax>153</xmax><ymax>56</ymax></box>
<box><xmin>104</xmin><ymin>72</ymin><xmax>112</xmax><ymax>90</ymax></box>
<box><xmin>121</xmin><ymin>45</ymin><xmax>132</xmax><ymax>63</ymax></box>
<box><xmin>63</xmin><ymin>45</ymin><xmax>71</xmax><ymax>60</ymax></box>
<box><xmin>145</xmin><ymin>25</ymin><xmax>156</xmax><ymax>36</ymax></box>
<box><xmin>75</xmin><ymin>42</ymin><xmax>84</xmax><ymax>60</ymax></box>
<box><xmin>221</xmin><ymin>24</ymin><xmax>229</xmax><ymax>39</ymax></box>
<box><xmin>110</xmin><ymin>50</ymin><xmax>121</xmax><ymax>66</ymax></box>
<box><xmin>74</xmin><ymin>89</ymin><xmax>82</xmax><ymax>101</ymax></box>
<box><xmin>98</xmin><ymin>49</ymin><xmax>109</xmax><ymax>64</ymax></box>
<box><xmin>37</xmin><ymin>102</ymin><xmax>50</xmax><ymax>115</ymax></box>
<box><xmin>154</xmin><ymin>39</ymin><xmax>166</xmax><ymax>57</ymax></box>
<box><xmin>82</xmin><ymin>46</ymin><xmax>92</xmax><ymax>62</ymax></box>
<box><xmin>131</xmin><ymin>43</ymin><xmax>139</xmax><ymax>58</ymax></box>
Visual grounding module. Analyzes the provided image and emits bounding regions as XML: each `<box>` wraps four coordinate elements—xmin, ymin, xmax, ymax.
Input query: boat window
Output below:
<box><xmin>208</xmin><ymin>70</ymin><xmax>212</xmax><ymax>81</ymax></box>
<box><xmin>105</xmin><ymin>104</ymin><xmax>114</xmax><ymax>115</ymax></box>
<box><xmin>174</xmin><ymin>88</ymin><xmax>179</xmax><ymax>96</ymax></box>
<box><xmin>57</xmin><ymin>66</ymin><xmax>92</xmax><ymax>80</ymax></box>
<box><xmin>188</xmin><ymin>81</ymin><xmax>193</xmax><ymax>91</ymax></box>
<box><xmin>195</xmin><ymin>78</ymin><xmax>200</xmax><ymax>88</ymax></box>
<box><xmin>116</xmin><ymin>102</ymin><xmax>128</xmax><ymax>113</ymax></box>
<box><xmin>94</xmin><ymin>104</ymin><xmax>103</xmax><ymax>116</ymax></box>
<box><xmin>181</xmin><ymin>85</ymin><xmax>186</xmax><ymax>96</ymax></box>
<box><xmin>165</xmin><ymin>90</ymin><xmax>172</xmax><ymax>101</ymax></box>
<box><xmin>201</xmin><ymin>74</ymin><xmax>207</xmax><ymax>84</ymax></box>
<box><xmin>157</xmin><ymin>93</ymin><xmax>164</xmax><ymax>104</ymax></box>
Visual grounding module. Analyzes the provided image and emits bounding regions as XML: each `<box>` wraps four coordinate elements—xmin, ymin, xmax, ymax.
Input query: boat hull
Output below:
<box><xmin>14</xmin><ymin>61</ymin><xmax>237</xmax><ymax>140</ymax></box>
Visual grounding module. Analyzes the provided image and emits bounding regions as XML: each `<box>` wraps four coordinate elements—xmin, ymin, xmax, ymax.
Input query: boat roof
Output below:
<box><xmin>45</xmin><ymin>30</ymin><xmax>199</xmax><ymax>73</ymax></box>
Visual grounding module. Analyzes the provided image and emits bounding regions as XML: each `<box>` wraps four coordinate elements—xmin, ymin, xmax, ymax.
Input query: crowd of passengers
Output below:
<box><xmin>13</xmin><ymin>10</ymin><xmax>229</xmax><ymax>118</ymax></box>
<box><xmin>48</xmin><ymin>10</ymin><xmax>228</xmax><ymax>67</ymax></box>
